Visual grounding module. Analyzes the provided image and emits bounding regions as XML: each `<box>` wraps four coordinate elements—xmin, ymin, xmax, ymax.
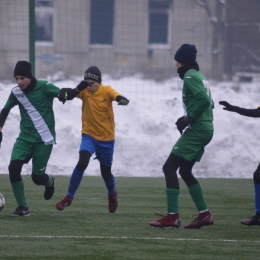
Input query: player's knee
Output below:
<box><xmin>100</xmin><ymin>165</ymin><xmax>112</xmax><ymax>181</ymax></box>
<box><xmin>8</xmin><ymin>160</ymin><xmax>23</xmax><ymax>183</ymax></box>
<box><xmin>76</xmin><ymin>160</ymin><xmax>88</xmax><ymax>172</ymax></box>
<box><xmin>31</xmin><ymin>173</ymin><xmax>48</xmax><ymax>186</ymax></box>
<box><xmin>76</xmin><ymin>151</ymin><xmax>91</xmax><ymax>172</ymax></box>
<box><xmin>162</xmin><ymin>163</ymin><xmax>171</xmax><ymax>178</ymax></box>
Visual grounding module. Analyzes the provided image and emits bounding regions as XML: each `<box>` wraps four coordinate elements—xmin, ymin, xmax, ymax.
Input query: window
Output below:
<box><xmin>90</xmin><ymin>0</ymin><xmax>114</xmax><ymax>45</ymax></box>
<box><xmin>148</xmin><ymin>0</ymin><xmax>172</xmax><ymax>46</ymax></box>
<box><xmin>35</xmin><ymin>0</ymin><xmax>54</xmax><ymax>43</ymax></box>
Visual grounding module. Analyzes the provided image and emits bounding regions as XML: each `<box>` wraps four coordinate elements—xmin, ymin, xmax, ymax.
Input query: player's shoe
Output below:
<box><xmin>149</xmin><ymin>213</ymin><xmax>181</xmax><ymax>228</ymax></box>
<box><xmin>184</xmin><ymin>211</ymin><xmax>214</xmax><ymax>229</ymax></box>
<box><xmin>108</xmin><ymin>190</ymin><xmax>118</xmax><ymax>213</ymax></box>
<box><xmin>9</xmin><ymin>206</ymin><xmax>30</xmax><ymax>217</ymax></box>
<box><xmin>240</xmin><ymin>215</ymin><xmax>260</xmax><ymax>226</ymax></box>
<box><xmin>44</xmin><ymin>174</ymin><xmax>55</xmax><ymax>200</ymax></box>
<box><xmin>55</xmin><ymin>196</ymin><xmax>73</xmax><ymax>211</ymax></box>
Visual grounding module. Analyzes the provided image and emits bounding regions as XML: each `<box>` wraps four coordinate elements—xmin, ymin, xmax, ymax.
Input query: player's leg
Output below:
<box><xmin>9</xmin><ymin>138</ymin><xmax>31</xmax><ymax>216</ymax></box>
<box><xmin>56</xmin><ymin>134</ymin><xmax>94</xmax><ymax>211</ymax></box>
<box><xmin>178</xmin><ymin>129</ymin><xmax>214</xmax><ymax>228</ymax></box>
<box><xmin>149</xmin><ymin>153</ymin><xmax>183</xmax><ymax>228</ymax></box>
<box><xmin>95</xmin><ymin>139</ymin><xmax>117</xmax><ymax>213</ymax></box>
<box><xmin>240</xmin><ymin>163</ymin><xmax>260</xmax><ymax>226</ymax></box>
<box><xmin>67</xmin><ymin>150</ymin><xmax>91</xmax><ymax>198</ymax></box>
<box><xmin>31</xmin><ymin>143</ymin><xmax>54</xmax><ymax>200</ymax></box>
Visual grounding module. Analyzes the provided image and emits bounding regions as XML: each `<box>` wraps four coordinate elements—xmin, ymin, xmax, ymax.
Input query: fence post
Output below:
<box><xmin>29</xmin><ymin>0</ymin><xmax>35</xmax><ymax>75</ymax></box>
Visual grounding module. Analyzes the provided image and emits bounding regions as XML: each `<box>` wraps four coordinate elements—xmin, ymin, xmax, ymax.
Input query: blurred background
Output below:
<box><xmin>0</xmin><ymin>0</ymin><xmax>259</xmax><ymax>83</ymax></box>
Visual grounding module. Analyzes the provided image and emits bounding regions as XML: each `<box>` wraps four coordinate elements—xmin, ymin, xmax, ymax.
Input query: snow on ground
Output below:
<box><xmin>1</xmin><ymin>74</ymin><xmax>260</xmax><ymax>178</ymax></box>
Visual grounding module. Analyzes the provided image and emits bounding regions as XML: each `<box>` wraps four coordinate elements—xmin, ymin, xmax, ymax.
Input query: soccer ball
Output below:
<box><xmin>0</xmin><ymin>193</ymin><xmax>5</xmax><ymax>211</ymax></box>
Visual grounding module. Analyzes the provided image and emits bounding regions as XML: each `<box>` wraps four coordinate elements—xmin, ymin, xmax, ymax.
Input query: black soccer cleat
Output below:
<box><xmin>240</xmin><ymin>216</ymin><xmax>260</xmax><ymax>226</ymax></box>
<box><xmin>44</xmin><ymin>175</ymin><xmax>55</xmax><ymax>200</ymax></box>
<box><xmin>9</xmin><ymin>206</ymin><xmax>30</xmax><ymax>217</ymax></box>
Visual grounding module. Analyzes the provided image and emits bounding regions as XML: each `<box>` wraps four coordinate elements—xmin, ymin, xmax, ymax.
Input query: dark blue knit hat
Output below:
<box><xmin>174</xmin><ymin>44</ymin><xmax>197</xmax><ymax>65</ymax></box>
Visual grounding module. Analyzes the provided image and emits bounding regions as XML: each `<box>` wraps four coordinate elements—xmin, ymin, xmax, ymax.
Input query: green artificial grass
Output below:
<box><xmin>0</xmin><ymin>175</ymin><xmax>259</xmax><ymax>260</ymax></box>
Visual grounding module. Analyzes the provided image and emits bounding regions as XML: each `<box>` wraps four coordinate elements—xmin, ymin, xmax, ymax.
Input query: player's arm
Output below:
<box><xmin>175</xmin><ymin>90</ymin><xmax>211</xmax><ymax>135</ymax></box>
<box><xmin>58</xmin><ymin>81</ymin><xmax>91</xmax><ymax>104</ymax></box>
<box><xmin>219</xmin><ymin>101</ymin><xmax>260</xmax><ymax>117</ymax></box>
<box><xmin>0</xmin><ymin>91</ymin><xmax>20</xmax><ymax>147</ymax></box>
<box><xmin>188</xmin><ymin>91</ymin><xmax>211</xmax><ymax>120</ymax></box>
<box><xmin>0</xmin><ymin>108</ymin><xmax>10</xmax><ymax>128</ymax></box>
<box><xmin>0</xmin><ymin>108</ymin><xmax>10</xmax><ymax>147</ymax></box>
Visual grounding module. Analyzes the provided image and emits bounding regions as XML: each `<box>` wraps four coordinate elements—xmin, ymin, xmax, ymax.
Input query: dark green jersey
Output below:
<box><xmin>182</xmin><ymin>69</ymin><xmax>214</xmax><ymax>130</ymax></box>
<box><xmin>4</xmin><ymin>80</ymin><xmax>60</xmax><ymax>144</ymax></box>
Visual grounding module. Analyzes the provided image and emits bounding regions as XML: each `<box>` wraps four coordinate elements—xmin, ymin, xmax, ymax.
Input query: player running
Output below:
<box><xmin>0</xmin><ymin>60</ymin><xmax>89</xmax><ymax>217</ymax></box>
<box><xmin>56</xmin><ymin>66</ymin><xmax>129</xmax><ymax>213</ymax></box>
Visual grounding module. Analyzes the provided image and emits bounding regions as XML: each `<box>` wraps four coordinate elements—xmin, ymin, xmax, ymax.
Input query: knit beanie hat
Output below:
<box><xmin>14</xmin><ymin>61</ymin><xmax>33</xmax><ymax>79</ymax></box>
<box><xmin>174</xmin><ymin>44</ymin><xmax>197</xmax><ymax>65</ymax></box>
<box><xmin>84</xmin><ymin>66</ymin><xmax>102</xmax><ymax>83</ymax></box>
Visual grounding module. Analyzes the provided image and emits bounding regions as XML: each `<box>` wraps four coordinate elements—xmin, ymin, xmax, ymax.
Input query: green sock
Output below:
<box><xmin>188</xmin><ymin>183</ymin><xmax>207</xmax><ymax>212</ymax></box>
<box><xmin>166</xmin><ymin>188</ymin><xmax>179</xmax><ymax>213</ymax></box>
<box><xmin>11</xmin><ymin>181</ymin><xmax>27</xmax><ymax>207</ymax></box>
<box><xmin>45</xmin><ymin>175</ymin><xmax>53</xmax><ymax>187</ymax></box>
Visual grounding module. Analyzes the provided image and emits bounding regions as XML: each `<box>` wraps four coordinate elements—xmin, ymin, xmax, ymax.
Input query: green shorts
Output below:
<box><xmin>171</xmin><ymin>128</ymin><xmax>213</xmax><ymax>162</ymax></box>
<box><xmin>11</xmin><ymin>138</ymin><xmax>53</xmax><ymax>175</ymax></box>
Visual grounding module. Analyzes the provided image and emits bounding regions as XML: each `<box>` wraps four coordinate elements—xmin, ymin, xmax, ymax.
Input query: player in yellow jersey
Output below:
<box><xmin>56</xmin><ymin>66</ymin><xmax>129</xmax><ymax>213</ymax></box>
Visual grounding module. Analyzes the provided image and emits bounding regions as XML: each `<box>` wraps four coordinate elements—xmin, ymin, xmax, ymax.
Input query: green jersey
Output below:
<box><xmin>182</xmin><ymin>69</ymin><xmax>214</xmax><ymax>130</ymax></box>
<box><xmin>4</xmin><ymin>80</ymin><xmax>60</xmax><ymax>144</ymax></box>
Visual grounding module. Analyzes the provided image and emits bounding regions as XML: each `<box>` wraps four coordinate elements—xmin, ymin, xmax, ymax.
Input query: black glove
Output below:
<box><xmin>219</xmin><ymin>101</ymin><xmax>238</xmax><ymax>112</ymax></box>
<box><xmin>58</xmin><ymin>88</ymin><xmax>68</xmax><ymax>104</ymax></box>
<box><xmin>175</xmin><ymin>115</ymin><xmax>192</xmax><ymax>135</ymax></box>
<box><xmin>76</xmin><ymin>81</ymin><xmax>91</xmax><ymax>91</ymax></box>
<box><xmin>117</xmin><ymin>96</ymin><xmax>129</xmax><ymax>106</ymax></box>
<box><xmin>175</xmin><ymin>116</ymin><xmax>184</xmax><ymax>125</ymax></box>
<box><xmin>0</xmin><ymin>132</ymin><xmax>2</xmax><ymax>147</ymax></box>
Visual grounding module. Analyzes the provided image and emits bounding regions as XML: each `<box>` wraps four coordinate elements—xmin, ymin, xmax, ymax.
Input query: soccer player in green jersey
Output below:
<box><xmin>149</xmin><ymin>44</ymin><xmax>214</xmax><ymax>229</ymax></box>
<box><xmin>0</xmin><ymin>61</ymin><xmax>65</xmax><ymax>216</ymax></box>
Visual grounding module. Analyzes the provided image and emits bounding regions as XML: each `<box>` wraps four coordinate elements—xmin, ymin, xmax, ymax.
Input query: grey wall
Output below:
<box><xmin>0</xmin><ymin>0</ymin><xmax>214</xmax><ymax>80</ymax></box>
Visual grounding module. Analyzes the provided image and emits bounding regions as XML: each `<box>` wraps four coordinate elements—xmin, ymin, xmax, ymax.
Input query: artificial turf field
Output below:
<box><xmin>0</xmin><ymin>175</ymin><xmax>259</xmax><ymax>260</ymax></box>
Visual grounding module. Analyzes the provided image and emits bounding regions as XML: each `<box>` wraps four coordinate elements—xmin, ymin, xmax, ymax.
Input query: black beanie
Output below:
<box><xmin>174</xmin><ymin>44</ymin><xmax>197</xmax><ymax>65</ymax></box>
<box><xmin>84</xmin><ymin>66</ymin><xmax>102</xmax><ymax>83</ymax></box>
<box><xmin>14</xmin><ymin>61</ymin><xmax>33</xmax><ymax>79</ymax></box>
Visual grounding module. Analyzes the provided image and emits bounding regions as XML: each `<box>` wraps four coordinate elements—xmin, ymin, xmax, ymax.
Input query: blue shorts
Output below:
<box><xmin>79</xmin><ymin>134</ymin><xmax>115</xmax><ymax>167</ymax></box>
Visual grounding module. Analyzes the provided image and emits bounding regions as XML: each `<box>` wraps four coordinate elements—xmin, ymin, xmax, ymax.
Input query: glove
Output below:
<box><xmin>175</xmin><ymin>115</ymin><xmax>192</xmax><ymax>135</ymax></box>
<box><xmin>219</xmin><ymin>101</ymin><xmax>238</xmax><ymax>112</ymax></box>
<box><xmin>175</xmin><ymin>116</ymin><xmax>184</xmax><ymax>125</ymax></box>
<box><xmin>58</xmin><ymin>88</ymin><xmax>68</xmax><ymax>104</ymax></box>
<box><xmin>118</xmin><ymin>97</ymin><xmax>129</xmax><ymax>106</ymax></box>
<box><xmin>0</xmin><ymin>132</ymin><xmax>2</xmax><ymax>147</ymax></box>
<box><xmin>76</xmin><ymin>81</ymin><xmax>91</xmax><ymax>91</ymax></box>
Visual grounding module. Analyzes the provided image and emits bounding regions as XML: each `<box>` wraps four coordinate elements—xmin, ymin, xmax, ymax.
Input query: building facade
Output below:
<box><xmin>2</xmin><ymin>0</ymin><xmax>257</xmax><ymax>81</ymax></box>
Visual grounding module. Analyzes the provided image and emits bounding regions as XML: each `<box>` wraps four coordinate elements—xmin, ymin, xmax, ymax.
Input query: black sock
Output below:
<box><xmin>255</xmin><ymin>212</ymin><xmax>260</xmax><ymax>218</ymax></box>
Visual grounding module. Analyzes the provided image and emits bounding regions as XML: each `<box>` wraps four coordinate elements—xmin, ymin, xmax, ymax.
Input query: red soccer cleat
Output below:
<box><xmin>108</xmin><ymin>190</ymin><xmax>118</xmax><ymax>213</ymax></box>
<box><xmin>55</xmin><ymin>196</ymin><xmax>73</xmax><ymax>211</ymax></box>
<box><xmin>149</xmin><ymin>213</ymin><xmax>181</xmax><ymax>228</ymax></box>
<box><xmin>184</xmin><ymin>211</ymin><xmax>214</xmax><ymax>229</ymax></box>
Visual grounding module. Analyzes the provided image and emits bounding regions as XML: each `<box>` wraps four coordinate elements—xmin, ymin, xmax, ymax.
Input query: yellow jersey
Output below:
<box><xmin>77</xmin><ymin>85</ymin><xmax>120</xmax><ymax>141</ymax></box>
